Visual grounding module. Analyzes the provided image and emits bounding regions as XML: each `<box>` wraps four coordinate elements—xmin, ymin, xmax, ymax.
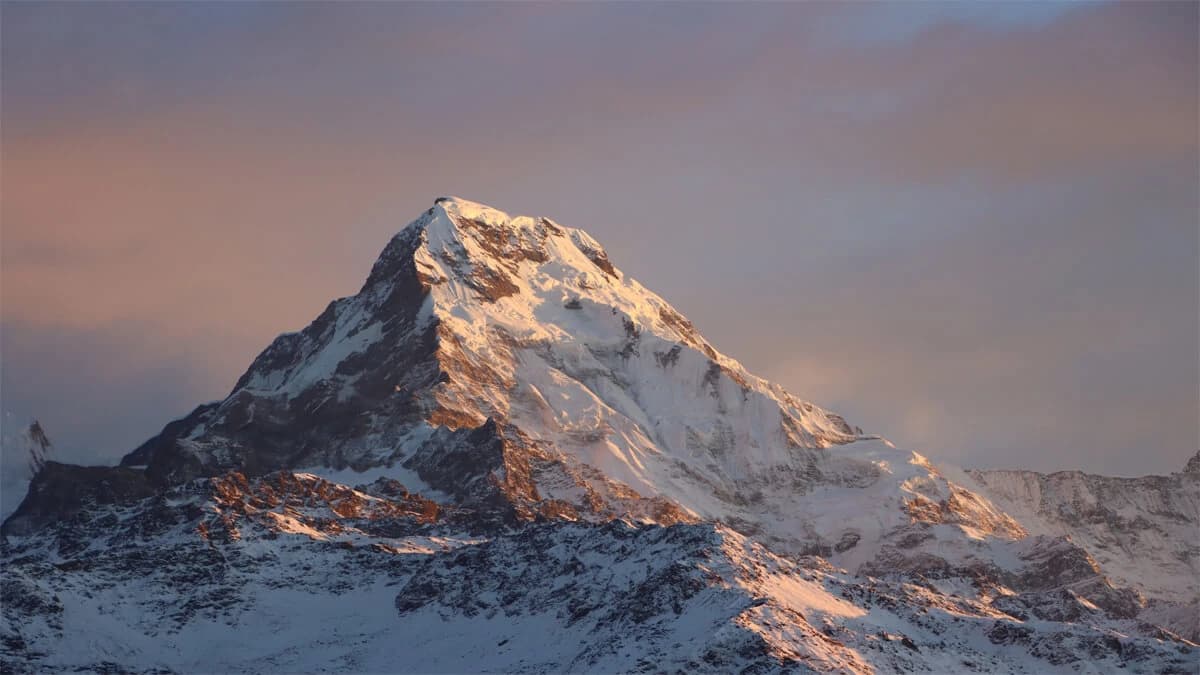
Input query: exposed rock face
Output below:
<box><xmin>2</xmin><ymin>462</ymin><xmax>155</xmax><ymax>537</ymax></box>
<box><xmin>119</xmin><ymin>219</ymin><xmax>441</xmax><ymax>484</ymax></box>
<box><xmin>3</xmin><ymin>477</ymin><xmax>1194</xmax><ymax>674</ymax></box>
<box><xmin>1185</xmin><ymin>451</ymin><xmax>1200</xmax><ymax>476</ymax></box>
<box><xmin>970</xmin><ymin>453</ymin><xmax>1200</xmax><ymax>640</ymax></box>
<box><xmin>3</xmin><ymin>198</ymin><xmax>1196</xmax><ymax>673</ymax></box>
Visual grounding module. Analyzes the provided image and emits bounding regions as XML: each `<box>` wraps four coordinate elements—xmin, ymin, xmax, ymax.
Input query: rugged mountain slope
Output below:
<box><xmin>970</xmin><ymin>454</ymin><xmax>1200</xmax><ymax>641</ymax></box>
<box><xmin>50</xmin><ymin>197</ymin><xmax>861</xmax><ymax>532</ymax></box>
<box><xmin>121</xmin><ymin>197</ymin><xmax>859</xmax><ymax>480</ymax></box>
<box><xmin>3</xmin><ymin>197</ymin><xmax>1196</xmax><ymax>673</ymax></box>
<box><xmin>6</xmin><ymin>199</ymin><xmax>1099</xmax><ymax>582</ymax></box>
<box><xmin>4</xmin><ymin>470</ymin><xmax>1193</xmax><ymax>674</ymax></box>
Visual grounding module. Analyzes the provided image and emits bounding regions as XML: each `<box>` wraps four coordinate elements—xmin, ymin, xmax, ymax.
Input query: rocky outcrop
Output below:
<box><xmin>120</xmin><ymin>216</ymin><xmax>442</xmax><ymax>485</ymax></box>
<box><xmin>970</xmin><ymin>454</ymin><xmax>1200</xmax><ymax>639</ymax></box>
<box><xmin>4</xmin><ymin>485</ymin><xmax>1193</xmax><ymax>673</ymax></box>
<box><xmin>2</xmin><ymin>462</ymin><xmax>155</xmax><ymax>537</ymax></box>
<box><xmin>1184</xmin><ymin>450</ymin><xmax>1200</xmax><ymax>476</ymax></box>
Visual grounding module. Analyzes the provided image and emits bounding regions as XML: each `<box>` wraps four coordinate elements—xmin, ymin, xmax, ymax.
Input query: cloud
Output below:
<box><xmin>680</xmin><ymin>160</ymin><xmax>1198</xmax><ymax>475</ymax></box>
<box><xmin>0</xmin><ymin>318</ymin><xmax>221</xmax><ymax>475</ymax></box>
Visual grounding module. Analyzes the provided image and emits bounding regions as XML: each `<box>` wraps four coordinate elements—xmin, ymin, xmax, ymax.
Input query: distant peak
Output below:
<box><xmin>1184</xmin><ymin>451</ymin><xmax>1200</xmax><ymax>476</ymax></box>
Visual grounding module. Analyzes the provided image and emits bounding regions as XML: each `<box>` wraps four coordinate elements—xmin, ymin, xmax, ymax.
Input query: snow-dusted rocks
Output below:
<box><xmin>3</xmin><ymin>198</ymin><xmax>1196</xmax><ymax>673</ymax></box>
<box><xmin>3</xmin><ymin>472</ymin><xmax>1194</xmax><ymax>673</ymax></box>
<box><xmin>970</xmin><ymin>454</ymin><xmax>1200</xmax><ymax>642</ymax></box>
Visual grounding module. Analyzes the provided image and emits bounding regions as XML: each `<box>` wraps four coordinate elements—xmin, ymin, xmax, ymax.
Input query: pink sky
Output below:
<box><xmin>2</xmin><ymin>2</ymin><xmax>1196</xmax><ymax>481</ymax></box>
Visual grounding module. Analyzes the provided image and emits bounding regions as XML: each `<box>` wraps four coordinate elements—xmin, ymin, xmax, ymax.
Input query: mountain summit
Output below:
<box><xmin>109</xmin><ymin>196</ymin><xmax>867</xmax><ymax>532</ymax></box>
<box><xmin>3</xmin><ymin>198</ymin><xmax>1196</xmax><ymax>673</ymax></box>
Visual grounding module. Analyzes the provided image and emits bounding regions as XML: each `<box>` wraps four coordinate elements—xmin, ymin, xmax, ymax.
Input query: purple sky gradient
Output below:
<box><xmin>2</xmin><ymin>1</ymin><xmax>1196</xmax><ymax>483</ymax></box>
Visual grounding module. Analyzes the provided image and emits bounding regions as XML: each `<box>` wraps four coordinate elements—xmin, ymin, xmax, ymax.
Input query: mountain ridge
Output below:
<box><xmin>969</xmin><ymin>452</ymin><xmax>1200</xmax><ymax>641</ymax></box>
<box><xmin>3</xmin><ymin>197</ymin><xmax>1195</xmax><ymax>673</ymax></box>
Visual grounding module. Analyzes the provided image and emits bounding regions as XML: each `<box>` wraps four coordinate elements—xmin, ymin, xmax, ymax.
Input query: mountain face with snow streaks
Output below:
<box><xmin>970</xmin><ymin>459</ymin><xmax>1200</xmax><ymax>642</ymax></box>
<box><xmin>3</xmin><ymin>197</ymin><xmax>1196</xmax><ymax>673</ymax></box>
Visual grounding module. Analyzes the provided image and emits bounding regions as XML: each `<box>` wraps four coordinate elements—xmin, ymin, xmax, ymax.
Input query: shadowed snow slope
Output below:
<box><xmin>3</xmin><ymin>476</ymin><xmax>1194</xmax><ymax>674</ymax></box>
<box><xmin>970</xmin><ymin>456</ymin><xmax>1200</xmax><ymax>641</ymax></box>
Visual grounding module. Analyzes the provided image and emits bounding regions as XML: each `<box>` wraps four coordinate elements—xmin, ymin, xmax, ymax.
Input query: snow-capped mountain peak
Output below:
<box><xmin>110</xmin><ymin>198</ymin><xmax>864</xmax><ymax>526</ymax></box>
<box><xmin>4</xmin><ymin>198</ymin><xmax>1196</xmax><ymax>673</ymax></box>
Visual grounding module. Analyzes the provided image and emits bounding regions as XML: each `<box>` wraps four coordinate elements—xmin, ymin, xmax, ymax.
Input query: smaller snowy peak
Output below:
<box><xmin>968</xmin><ymin>460</ymin><xmax>1200</xmax><ymax>628</ymax></box>
<box><xmin>1184</xmin><ymin>450</ymin><xmax>1200</xmax><ymax>476</ymax></box>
